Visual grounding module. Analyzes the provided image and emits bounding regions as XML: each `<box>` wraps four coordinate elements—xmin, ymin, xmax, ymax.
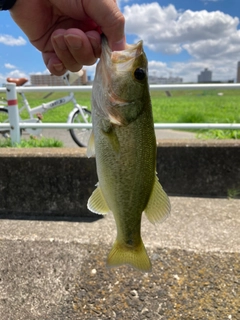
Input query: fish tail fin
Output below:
<box><xmin>107</xmin><ymin>238</ymin><xmax>152</xmax><ymax>272</ymax></box>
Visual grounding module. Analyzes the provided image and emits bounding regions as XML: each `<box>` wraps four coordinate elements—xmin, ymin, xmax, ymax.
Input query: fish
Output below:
<box><xmin>87</xmin><ymin>36</ymin><xmax>171</xmax><ymax>272</ymax></box>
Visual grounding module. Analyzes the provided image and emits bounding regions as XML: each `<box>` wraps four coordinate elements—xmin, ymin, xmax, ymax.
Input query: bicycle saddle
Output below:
<box><xmin>6</xmin><ymin>77</ymin><xmax>28</xmax><ymax>86</ymax></box>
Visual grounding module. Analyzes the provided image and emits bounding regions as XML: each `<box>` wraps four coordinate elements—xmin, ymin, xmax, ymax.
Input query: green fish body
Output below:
<box><xmin>87</xmin><ymin>36</ymin><xmax>170</xmax><ymax>272</ymax></box>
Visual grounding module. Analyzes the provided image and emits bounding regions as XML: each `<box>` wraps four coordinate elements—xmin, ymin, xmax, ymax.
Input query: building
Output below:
<box><xmin>148</xmin><ymin>75</ymin><xmax>183</xmax><ymax>84</ymax></box>
<box><xmin>30</xmin><ymin>69</ymin><xmax>88</xmax><ymax>86</ymax></box>
<box><xmin>197</xmin><ymin>68</ymin><xmax>212</xmax><ymax>83</ymax></box>
<box><xmin>236</xmin><ymin>61</ymin><xmax>240</xmax><ymax>83</ymax></box>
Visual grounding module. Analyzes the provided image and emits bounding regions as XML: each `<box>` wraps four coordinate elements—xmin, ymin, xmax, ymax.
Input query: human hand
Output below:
<box><xmin>10</xmin><ymin>0</ymin><xmax>125</xmax><ymax>75</ymax></box>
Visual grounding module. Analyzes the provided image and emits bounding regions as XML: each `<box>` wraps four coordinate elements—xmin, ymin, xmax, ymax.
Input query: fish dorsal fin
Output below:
<box><xmin>87</xmin><ymin>184</ymin><xmax>110</xmax><ymax>215</ymax></box>
<box><xmin>144</xmin><ymin>175</ymin><xmax>171</xmax><ymax>224</ymax></box>
<box><xmin>86</xmin><ymin>130</ymin><xmax>95</xmax><ymax>158</ymax></box>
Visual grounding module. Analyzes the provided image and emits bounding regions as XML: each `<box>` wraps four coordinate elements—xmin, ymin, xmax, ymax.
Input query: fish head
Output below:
<box><xmin>92</xmin><ymin>36</ymin><xmax>149</xmax><ymax>126</ymax></box>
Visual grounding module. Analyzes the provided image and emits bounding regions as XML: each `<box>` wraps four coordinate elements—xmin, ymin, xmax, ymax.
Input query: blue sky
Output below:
<box><xmin>1</xmin><ymin>0</ymin><xmax>240</xmax><ymax>84</ymax></box>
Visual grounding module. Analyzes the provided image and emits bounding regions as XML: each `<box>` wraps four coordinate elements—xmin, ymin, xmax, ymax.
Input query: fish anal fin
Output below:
<box><xmin>86</xmin><ymin>130</ymin><xmax>95</xmax><ymax>158</ymax></box>
<box><xmin>144</xmin><ymin>175</ymin><xmax>171</xmax><ymax>225</ymax></box>
<box><xmin>107</xmin><ymin>238</ymin><xmax>152</xmax><ymax>272</ymax></box>
<box><xmin>87</xmin><ymin>184</ymin><xmax>110</xmax><ymax>215</ymax></box>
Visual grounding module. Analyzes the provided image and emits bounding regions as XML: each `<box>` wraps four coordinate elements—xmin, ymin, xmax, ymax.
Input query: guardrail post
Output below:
<box><xmin>6</xmin><ymin>83</ymin><xmax>20</xmax><ymax>145</ymax></box>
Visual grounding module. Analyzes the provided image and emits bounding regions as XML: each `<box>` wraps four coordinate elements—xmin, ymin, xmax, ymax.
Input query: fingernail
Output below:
<box><xmin>87</xmin><ymin>35</ymin><xmax>99</xmax><ymax>48</ymax></box>
<box><xmin>53</xmin><ymin>35</ymin><xmax>67</xmax><ymax>50</ymax></box>
<box><xmin>53</xmin><ymin>63</ymin><xmax>64</xmax><ymax>72</ymax></box>
<box><xmin>65</xmin><ymin>34</ymin><xmax>82</xmax><ymax>49</ymax></box>
<box><xmin>87</xmin><ymin>34</ymin><xmax>101</xmax><ymax>57</ymax></box>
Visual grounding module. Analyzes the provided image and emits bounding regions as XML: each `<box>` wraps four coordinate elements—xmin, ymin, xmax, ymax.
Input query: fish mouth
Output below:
<box><xmin>111</xmin><ymin>42</ymin><xmax>143</xmax><ymax>67</ymax></box>
<box><xmin>101</xmin><ymin>35</ymin><xmax>143</xmax><ymax>72</ymax></box>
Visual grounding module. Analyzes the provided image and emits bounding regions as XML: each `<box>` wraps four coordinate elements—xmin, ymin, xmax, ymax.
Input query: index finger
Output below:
<box><xmin>50</xmin><ymin>0</ymin><xmax>126</xmax><ymax>50</ymax></box>
<box><xmin>82</xmin><ymin>0</ymin><xmax>126</xmax><ymax>50</ymax></box>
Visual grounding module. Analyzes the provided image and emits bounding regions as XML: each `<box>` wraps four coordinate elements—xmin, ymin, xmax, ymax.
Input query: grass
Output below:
<box><xmin>150</xmin><ymin>89</ymin><xmax>240</xmax><ymax>139</ymax></box>
<box><xmin>5</xmin><ymin>88</ymin><xmax>240</xmax><ymax>140</ymax></box>
<box><xmin>0</xmin><ymin>136</ymin><xmax>63</xmax><ymax>148</ymax></box>
<box><xmin>197</xmin><ymin>129</ymin><xmax>240</xmax><ymax>140</ymax></box>
<box><xmin>151</xmin><ymin>90</ymin><xmax>240</xmax><ymax>124</ymax></box>
<box><xmin>227</xmin><ymin>187</ymin><xmax>240</xmax><ymax>199</ymax></box>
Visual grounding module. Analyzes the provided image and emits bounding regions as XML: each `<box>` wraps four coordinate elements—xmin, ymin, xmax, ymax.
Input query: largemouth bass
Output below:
<box><xmin>87</xmin><ymin>36</ymin><xmax>170</xmax><ymax>272</ymax></box>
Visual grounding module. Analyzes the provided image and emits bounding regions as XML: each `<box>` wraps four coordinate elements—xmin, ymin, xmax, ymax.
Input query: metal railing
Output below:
<box><xmin>1</xmin><ymin>83</ymin><xmax>240</xmax><ymax>145</ymax></box>
<box><xmin>1</xmin><ymin>82</ymin><xmax>240</xmax><ymax>94</ymax></box>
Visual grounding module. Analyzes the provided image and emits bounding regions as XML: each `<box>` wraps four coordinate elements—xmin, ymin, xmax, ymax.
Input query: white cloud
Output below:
<box><xmin>32</xmin><ymin>69</ymin><xmax>51</xmax><ymax>75</ymax></box>
<box><xmin>4</xmin><ymin>63</ymin><xmax>16</xmax><ymax>69</ymax></box>
<box><xmin>0</xmin><ymin>75</ymin><xmax>5</xmax><ymax>87</ymax></box>
<box><xmin>124</xmin><ymin>3</ymin><xmax>239</xmax><ymax>55</ymax></box>
<box><xmin>0</xmin><ymin>35</ymin><xmax>27</xmax><ymax>46</ymax></box>
<box><xmin>148</xmin><ymin>58</ymin><xmax>236</xmax><ymax>83</ymax></box>
<box><xmin>201</xmin><ymin>0</ymin><xmax>223</xmax><ymax>3</ymax></box>
<box><xmin>148</xmin><ymin>60</ymin><xmax>169</xmax><ymax>78</ymax></box>
<box><xmin>6</xmin><ymin>69</ymin><xmax>28</xmax><ymax>79</ymax></box>
<box><xmin>123</xmin><ymin>2</ymin><xmax>240</xmax><ymax>81</ymax></box>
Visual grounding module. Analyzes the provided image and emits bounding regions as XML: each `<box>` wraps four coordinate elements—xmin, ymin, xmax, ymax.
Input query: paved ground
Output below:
<box><xmin>21</xmin><ymin>128</ymin><xmax>197</xmax><ymax>148</ymax></box>
<box><xmin>0</xmin><ymin>197</ymin><xmax>239</xmax><ymax>319</ymax></box>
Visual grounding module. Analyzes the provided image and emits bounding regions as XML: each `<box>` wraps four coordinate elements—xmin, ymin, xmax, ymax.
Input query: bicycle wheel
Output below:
<box><xmin>0</xmin><ymin>107</ymin><xmax>10</xmax><ymax>138</ymax></box>
<box><xmin>69</xmin><ymin>108</ymin><xmax>92</xmax><ymax>147</ymax></box>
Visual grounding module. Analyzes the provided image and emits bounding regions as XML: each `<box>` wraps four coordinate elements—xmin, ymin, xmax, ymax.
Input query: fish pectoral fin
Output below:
<box><xmin>86</xmin><ymin>130</ymin><xmax>95</xmax><ymax>158</ymax></box>
<box><xmin>144</xmin><ymin>175</ymin><xmax>171</xmax><ymax>225</ymax></box>
<box><xmin>109</xmin><ymin>114</ymin><xmax>123</xmax><ymax>126</ymax></box>
<box><xmin>106</xmin><ymin>130</ymin><xmax>120</xmax><ymax>153</ymax></box>
<box><xmin>87</xmin><ymin>184</ymin><xmax>110</xmax><ymax>215</ymax></box>
<box><xmin>107</xmin><ymin>238</ymin><xmax>152</xmax><ymax>272</ymax></box>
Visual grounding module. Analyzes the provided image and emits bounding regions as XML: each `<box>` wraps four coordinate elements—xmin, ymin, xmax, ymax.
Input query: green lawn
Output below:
<box><xmin>151</xmin><ymin>89</ymin><xmax>240</xmax><ymax>124</ymax></box>
<box><xmin>14</xmin><ymin>89</ymin><xmax>240</xmax><ymax>139</ymax></box>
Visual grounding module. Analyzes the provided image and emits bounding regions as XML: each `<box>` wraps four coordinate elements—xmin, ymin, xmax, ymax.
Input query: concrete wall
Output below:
<box><xmin>0</xmin><ymin>140</ymin><xmax>239</xmax><ymax>218</ymax></box>
<box><xmin>156</xmin><ymin>140</ymin><xmax>240</xmax><ymax>198</ymax></box>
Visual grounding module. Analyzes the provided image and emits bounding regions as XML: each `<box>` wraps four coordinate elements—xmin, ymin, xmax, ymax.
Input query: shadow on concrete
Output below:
<box><xmin>0</xmin><ymin>212</ymin><xmax>103</xmax><ymax>223</ymax></box>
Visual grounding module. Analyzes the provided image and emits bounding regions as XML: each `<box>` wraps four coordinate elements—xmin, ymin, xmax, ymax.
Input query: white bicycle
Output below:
<box><xmin>0</xmin><ymin>71</ymin><xmax>91</xmax><ymax>147</ymax></box>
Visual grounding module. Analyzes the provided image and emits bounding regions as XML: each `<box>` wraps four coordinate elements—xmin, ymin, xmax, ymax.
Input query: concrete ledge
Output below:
<box><xmin>156</xmin><ymin>139</ymin><xmax>240</xmax><ymax>197</ymax></box>
<box><xmin>0</xmin><ymin>140</ymin><xmax>239</xmax><ymax>217</ymax></box>
<box><xmin>0</xmin><ymin>148</ymin><xmax>97</xmax><ymax>218</ymax></box>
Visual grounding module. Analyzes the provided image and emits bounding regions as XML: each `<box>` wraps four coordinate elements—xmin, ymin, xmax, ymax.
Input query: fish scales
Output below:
<box><xmin>87</xmin><ymin>36</ymin><xmax>171</xmax><ymax>272</ymax></box>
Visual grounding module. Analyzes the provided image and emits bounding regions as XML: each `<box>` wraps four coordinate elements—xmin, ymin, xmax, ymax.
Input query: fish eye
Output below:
<box><xmin>134</xmin><ymin>68</ymin><xmax>146</xmax><ymax>81</ymax></box>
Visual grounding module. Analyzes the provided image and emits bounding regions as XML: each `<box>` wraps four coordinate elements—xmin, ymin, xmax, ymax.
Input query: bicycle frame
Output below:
<box><xmin>18</xmin><ymin>91</ymin><xmax>76</xmax><ymax>119</ymax></box>
<box><xmin>17</xmin><ymin>71</ymin><xmax>84</xmax><ymax>119</ymax></box>
<box><xmin>1</xmin><ymin>71</ymin><xmax>92</xmax><ymax>144</ymax></box>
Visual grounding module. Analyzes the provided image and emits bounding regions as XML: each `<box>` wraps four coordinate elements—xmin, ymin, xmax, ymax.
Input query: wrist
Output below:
<box><xmin>0</xmin><ymin>0</ymin><xmax>17</xmax><ymax>10</ymax></box>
